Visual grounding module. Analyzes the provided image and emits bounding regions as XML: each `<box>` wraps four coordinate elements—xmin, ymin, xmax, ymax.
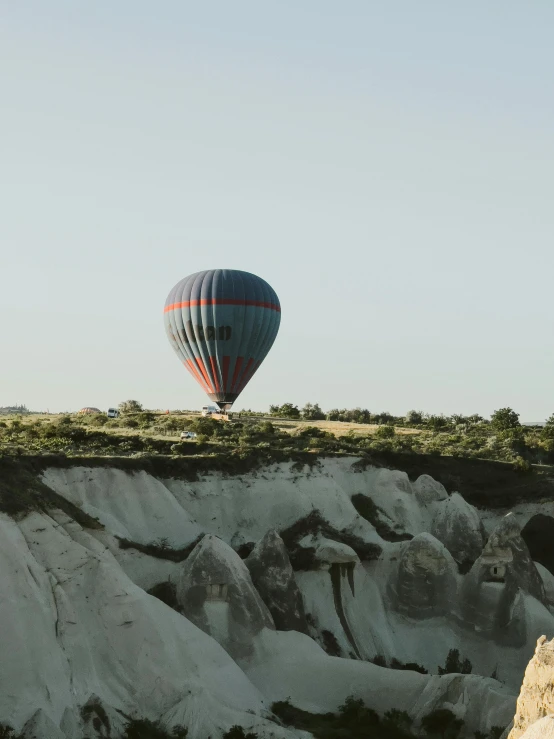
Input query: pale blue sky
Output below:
<box><xmin>2</xmin><ymin>2</ymin><xmax>553</xmax><ymax>417</ymax></box>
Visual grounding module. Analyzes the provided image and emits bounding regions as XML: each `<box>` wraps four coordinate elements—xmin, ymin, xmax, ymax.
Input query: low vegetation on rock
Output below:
<box><xmin>2</xmin><ymin>405</ymin><xmax>554</xmax><ymax>470</ymax></box>
<box><xmin>122</xmin><ymin>719</ymin><xmax>188</xmax><ymax>738</ymax></box>
<box><xmin>438</xmin><ymin>649</ymin><xmax>472</xmax><ymax>675</ymax></box>
<box><xmin>271</xmin><ymin>697</ymin><xmax>504</xmax><ymax>739</ymax></box>
<box><xmin>0</xmin><ymin>726</ymin><xmax>23</xmax><ymax>739</ymax></box>
<box><xmin>279</xmin><ymin>510</ymin><xmax>382</xmax><ymax>569</ymax></box>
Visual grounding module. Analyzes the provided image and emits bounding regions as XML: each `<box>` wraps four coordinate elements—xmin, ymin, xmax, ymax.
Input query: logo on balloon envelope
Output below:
<box><xmin>174</xmin><ymin>320</ymin><xmax>232</xmax><ymax>344</ymax></box>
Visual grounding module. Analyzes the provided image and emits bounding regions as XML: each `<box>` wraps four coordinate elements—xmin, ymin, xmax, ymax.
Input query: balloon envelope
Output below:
<box><xmin>164</xmin><ymin>269</ymin><xmax>281</xmax><ymax>408</ymax></box>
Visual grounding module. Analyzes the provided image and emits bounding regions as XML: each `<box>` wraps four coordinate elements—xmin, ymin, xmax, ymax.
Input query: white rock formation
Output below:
<box><xmin>391</xmin><ymin>533</ymin><xmax>458</xmax><ymax>618</ymax></box>
<box><xmin>42</xmin><ymin>467</ymin><xmax>202</xmax><ymax>547</ymax></box>
<box><xmin>241</xmin><ymin>629</ymin><xmax>515</xmax><ymax>735</ymax></box>
<box><xmin>176</xmin><ymin>534</ymin><xmax>274</xmax><ymax>657</ymax></box>
<box><xmin>413</xmin><ymin>474</ymin><xmax>449</xmax><ymax>505</ymax></box>
<box><xmin>246</xmin><ymin>530</ymin><xmax>308</xmax><ymax>633</ymax></box>
<box><xmin>8</xmin><ymin>457</ymin><xmax>551</xmax><ymax>736</ymax></box>
<box><xmin>0</xmin><ymin>510</ymin><xmax>287</xmax><ymax>738</ymax></box>
<box><xmin>298</xmin><ymin>533</ymin><xmax>359</xmax><ymax>566</ymax></box>
<box><xmin>489</xmin><ymin>514</ymin><xmax>546</xmax><ymax>603</ymax></box>
<box><xmin>431</xmin><ymin>492</ymin><xmax>485</xmax><ymax>566</ymax></box>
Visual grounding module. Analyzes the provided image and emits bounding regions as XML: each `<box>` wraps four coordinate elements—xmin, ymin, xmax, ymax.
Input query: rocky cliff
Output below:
<box><xmin>508</xmin><ymin>636</ymin><xmax>554</xmax><ymax>739</ymax></box>
<box><xmin>1</xmin><ymin>456</ymin><xmax>552</xmax><ymax>737</ymax></box>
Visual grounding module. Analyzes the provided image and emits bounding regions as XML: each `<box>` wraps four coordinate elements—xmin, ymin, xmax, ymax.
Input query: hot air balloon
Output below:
<box><xmin>164</xmin><ymin>269</ymin><xmax>281</xmax><ymax>410</ymax></box>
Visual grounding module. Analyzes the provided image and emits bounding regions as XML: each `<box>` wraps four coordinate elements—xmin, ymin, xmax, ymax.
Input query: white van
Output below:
<box><xmin>201</xmin><ymin>405</ymin><xmax>218</xmax><ymax>417</ymax></box>
<box><xmin>107</xmin><ymin>408</ymin><xmax>119</xmax><ymax>418</ymax></box>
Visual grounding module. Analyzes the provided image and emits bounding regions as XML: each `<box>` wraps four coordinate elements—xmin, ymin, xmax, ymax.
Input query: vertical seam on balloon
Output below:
<box><xmin>210</xmin><ymin>271</ymin><xmax>223</xmax><ymax>396</ymax></box>
<box><xmin>232</xmin><ymin>272</ymin><xmax>252</xmax><ymax>395</ymax></box>
<box><xmin>230</xmin><ymin>357</ymin><xmax>244</xmax><ymax>392</ymax></box>
<box><xmin>184</xmin><ymin>360</ymin><xmax>210</xmax><ymax>393</ymax></box>
<box><xmin>195</xmin><ymin>357</ymin><xmax>214</xmax><ymax>393</ymax></box>
<box><xmin>193</xmin><ymin>272</ymin><xmax>215</xmax><ymax>395</ymax></box>
<box><xmin>234</xmin><ymin>357</ymin><xmax>254</xmax><ymax>393</ymax></box>
<box><xmin>222</xmin><ymin>355</ymin><xmax>231</xmax><ymax>394</ymax></box>
<box><xmin>209</xmin><ymin>356</ymin><xmax>221</xmax><ymax>394</ymax></box>
<box><xmin>236</xmin><ymin>358</ymin><xmax>260</xmax><ymax>394</ymax></box>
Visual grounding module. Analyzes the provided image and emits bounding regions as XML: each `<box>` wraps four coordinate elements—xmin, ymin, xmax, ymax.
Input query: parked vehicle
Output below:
<box><xmin>107</xmin><ymin>408</ymin><xmax>119</xmax><ymax>418</ymax></box>
<box><xmin>180</xmin><ymin>431</ymin><xmax>197</xmax><ymax>440</ymax></box>
<box><xmin>201</xmin><ymin>405</ymin><xmax>218</xmax><ymax>417</ymax></box>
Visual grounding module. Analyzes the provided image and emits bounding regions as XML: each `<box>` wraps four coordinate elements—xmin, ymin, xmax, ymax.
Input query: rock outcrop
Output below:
<box><xmin>245</xmin><ymin>529</ymin><xmax>308</xmax><ymax>633</ymax></box>
<box><xmin>298</xmin><ymin>533</ymin><xmax>360</xmax><ymax>566</ymax></box>
<box><xmin>459</xmin><ymin>514</ymin><xmax>548</xmax><ymax>646</ymax></box>
<box><xmin>508</xmin><ymin>636</ymin><xmax>554</xmax><ymax>739</ymax></box>
<box><xmin>431</xmin><ymin>492</ymin><xmax>484</xmax><ymax>567</ymax></box>
<box><xmin>22</xmin><ymin>710</ymin><xmax>67</xmax><ymax>739</ymax></box>
<box><xmin>520</xmin><ymin>716</ymin><xmax>554</xmax><ymax>739</ymax></box>
<box><xmin>11</xmin><ymin>457</ymin><xmax>552</xmax><ymax>735</ymax></box>
<box><xmin>391</xmin><ymin>533</ymin><xmax>458</xmax><ymax>618</ymax></box>
<box><xmin>413</xmin><ymin>474</ymin><xmax>448</xmax><ymax>505</ymax></box>
<box><xmin>177</xmin><ymin>534</ymin><xmax>274</xmax><ymax>657</ymax></box>
<box><xmin>0</xmin><ymin>511</ymin><xmax>276</xmax><ymax>738</ymax></box>
<box><xmin>536</xmin><ymin>563</ymin><xmax>554</xmax><ymax>610</ymax></box>
<box><xmin>489</xmin><ymin>514</ymin><xmax>545</xmax><ymax>603</ymax></box>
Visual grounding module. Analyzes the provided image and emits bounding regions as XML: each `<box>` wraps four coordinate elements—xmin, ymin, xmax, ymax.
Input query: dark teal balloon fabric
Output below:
<box><xmin>164</xmin><ymin>270</ymin><xmax>281</xmax><ymax>407</ymax></box>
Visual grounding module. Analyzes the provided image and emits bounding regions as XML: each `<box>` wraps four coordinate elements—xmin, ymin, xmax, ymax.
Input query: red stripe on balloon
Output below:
<box><xmin>222</xmin><ymin>355</ymin><xmax>231</xmax><ymax>393</ymax></box>
<box><xmin>209</xmin><ymin>356</ymin><xmax>221</xmax><ymax>394</ymax></box>
<box><xmin>239</xmin><ymin>358</ymin><xmax>260</xmax><ymax>392</ymax></box>
<box><xmin>164</xmin><ymin>299</ymin><xmax>280</xmax><ymax>313</ymax></box>
<box><xmin>184</xmin><ymin>360</ymin><xmax>210</xmax><ymax>393</ymax></box>
<box><xmin>235</xmin><ymin>357</ymin><xmax>254</xmax><ymax>394</ymax></box>
<box><xmin>195</xmin><ymin>357</ymin><xmax>214</xmax><ymax>393</ymax></box>
<box><xmin>230</xmin><ymin>357</ymin><xmax>244</xmax><ymax>392</ymax></box>
<box><xmin>240</xmin><ymin>360</ymin><xmax>261</xmax><ymax>393</ymax></box>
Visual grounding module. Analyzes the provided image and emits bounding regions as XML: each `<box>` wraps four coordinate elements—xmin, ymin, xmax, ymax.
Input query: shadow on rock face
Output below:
<box><xmin>176</xmin><ymin>534</ymin><xmax>274</xmax><ymax>658</ymax></box>
<box><xmin>459</xmin><ymin>514</ymin><xmax>546</xmax><ymax>647</ymax></box>
<box><xmin>431</xmin><ymin>493</ymin><xmax>485</xmax><ymax>570</ymax></box>
<box><xmin>522</xmin><ymin>514</ymin><xmax>554</xmax><ymax>577</ymax></box>
<box><xmin>246</xmin><ymin>529</ymin><xmax>308</xmax><ymax>633</ymax></box>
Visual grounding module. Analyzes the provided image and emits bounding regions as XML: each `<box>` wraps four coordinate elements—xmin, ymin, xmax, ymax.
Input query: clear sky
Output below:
<box><xmin>2</xmin><ymin>2</ymin><xmax>553</xmax><ymax>418</ymax></box>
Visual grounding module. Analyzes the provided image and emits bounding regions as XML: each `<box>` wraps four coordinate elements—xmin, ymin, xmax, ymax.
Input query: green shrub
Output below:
<box><xmin>371</xmin><ymin>655</ymin><xmax>387</xmax><ymax>667</ymax></box>
<box><xmin>390</xmin><ymin>658</ymin><xmax>428</xmax><ymax>674</ymax></box>
<box><xmin>118</xmin><ymin>400</ymin><xmax>144</xmax><ymax>415</ymax></box>
<box><xmin>135</xmin><ymin>412</ymin><xmax>156</xmax><ymax>427</ymax></box>
<box><xmin>490</xmin><ymin>408</ymin><xmax>520</xmax><ymax>431</ymax></box>
<box><xmin>512</xmin><ymin>456</ymin><xmax>532</xmax><ymax>472</ymax></box>
<box><xmin>273</xmin><ymin>696</ymin><xmax>419</xmax><ymax>739</ymax></box>
<box><xmin>370</xmin><ymin>656</ymin><xmax>427</xmax><ymax>674</ymax></box>
<box><xmin>321</xmin><ymin>629</ymin><xmax>342</xmax><ymax>656</ymax></box>
<box><xmin>147</xmin><ymin>581</ymin><xmax>179</xmax><ymax>610</ymax></box>
<box><xmin>269</xmin><ymin>403</ymin><xmax>301</xmax><ymax>419</ymax></box>
<box><xmin>0</xmin><ymin>726</ymin><xmax>24</xmax><ymax>738</ymax></box>
<box><xmin>421</xmin><ymin>709</ymin><xmax>463</xmax><ymax>739</ymax></box>
<box><xmin>88</xmin><ymin>414</ymin><xmax>109</xmax><ymax>427</ymax></box>
<box><xmin>438</xmin><ymin>649</ymin><xmax>472</xmax><ymax>675</ymax></box>
<box><xmin>376</xmin><ymin>425</ymin><xmax>395</xmax><ymax>439</ymax></box>
<box><xmin>302</xmin><ymin>402</ymin><xmax>326</xmax><ymax>420</ymax></box>
<box><xmin>223</xmin><ymin>727</ymin><xmax>258</xmax><ymax>739</ymax></box>
<box><xmin>188</xmin><ymin>417</ymin><xmax>220</xmax><ymax>437</ymax></box>
<box><xmin>118</xmin><ymin>535</ymin><xmax>202</xmax><ymax>562</ymax></box>
<box><xmin>122</xmin><ymin>718</ymin><xmax>188</xmax><ymax>738</ymax></box>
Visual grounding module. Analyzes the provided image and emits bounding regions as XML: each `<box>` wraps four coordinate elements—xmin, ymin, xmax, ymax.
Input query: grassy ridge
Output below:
<box><xmin>1</xmin><ymin>412</ymin><xmax>553</xmax><ymax>518</ymax></box>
